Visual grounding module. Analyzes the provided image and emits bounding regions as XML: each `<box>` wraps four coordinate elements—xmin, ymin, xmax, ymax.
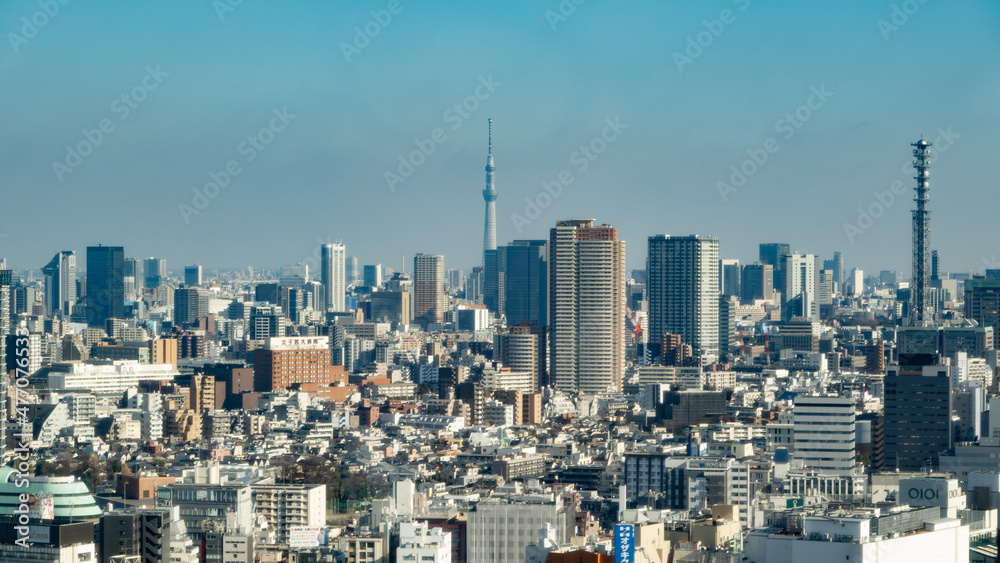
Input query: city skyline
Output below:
<box><xmin>1</xmin><ymin>2</ymin><xmax>998</xmax><ymax>276</ymax></box>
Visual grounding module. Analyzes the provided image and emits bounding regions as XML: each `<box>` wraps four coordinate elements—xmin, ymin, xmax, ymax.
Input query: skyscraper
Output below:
<box><xmin>884</xmin><ymin>356</ymin><xmax>952</xmax><ymax>471</ymax></box>
<box><xmin>549</xmin><ymin>219</ymin><xmax>625</xmax><ymax>394</ymax></box>
<box><xmin>363</xmin><ymin>264</ymin><xmax>382</xmax><ymax>289</ymax></box>
<box><xmin>823</xmin><ymin>251</ymin><xmax>843</xmax><ymax>289</ymax></box>
<box><xmin>741</xmin><ymin>262</ymin><xmax>773</xmax><ymax>302</ymax></box>
<box><xmin>500</xmin><ymin>240</ymin><xmax>547</xmax><ymax>327</ymax></box>
<box><xmin>759</xmin><ymin>243</ymin><xmax>790</xmax><ymax>293</ymax></box>
<box><xmin>782</xmin><ymin>253</ymin><xmax>817</xmax><ymax>321</ymax></box>
<box><xmin>184</xmin><ymin>264</ymin><xmax>202</xmax><ymax>286</ymax></box>
<box><xmin>648</xmin><ymin>235</ymin><xmax>720</xmax><ymax>358</ymax></box>
<box><xmin>720</xmin><ymin>258</ymin><xmax>740</xmax><ymax>299</ymax></box>
<box><xmin>175</xmin><ymin>287</ymin><xmax>210</xmax><ymax>326</ymax></box>
<box><xmin>86</xmin><ymin>245</ymin><xmax>125</xmax><ymax>327</ymax></box>
<box><xmin>347</xmin><ymin>255</ymin><xmax>359</xmax><ymax>284</ymax></box>
<box><xmin>483</xmin><ymin>248</ymin><xmax>501</xmax><ymax>314</ymax></box>
<box><xmin>143</xmin><ymin>257</ymin><xmax>166</xmax><ymax>288</ymax></box>
<box><xmin>321</xmin><ymin>243</ymin><xmax>346</xmax><ymax>312</ymax></box>
<box><xmin>414</xmin><ymin>253</ymin><xmax>445</xmax><ymax>328</ymax></box>
<box><xmin>482</xmin><ymin>119</ymin><xmax>497</xmax><ymax>264</ymax></box>
<box><xmin>42</xmin><ymin>250</ymin><xmax>76</xmax><ymax>316</ymax></box>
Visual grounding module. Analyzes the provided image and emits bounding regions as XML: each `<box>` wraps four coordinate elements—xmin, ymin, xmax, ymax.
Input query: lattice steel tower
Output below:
<box><xmin>482</xmin><ymin>119</ymin><xmax>497</xmax><ymax>265</ymax></box>
<box><xmin>911</xmin><ymin>138</ymin><xmax>932</xmax><ymax>327</ymax></box>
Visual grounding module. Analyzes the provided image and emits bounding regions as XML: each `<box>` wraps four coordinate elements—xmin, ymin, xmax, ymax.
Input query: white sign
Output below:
<box><xmin>288</xmin><ymin>527</ymin><xmax>327</xmax><ymax>549</ymax></box>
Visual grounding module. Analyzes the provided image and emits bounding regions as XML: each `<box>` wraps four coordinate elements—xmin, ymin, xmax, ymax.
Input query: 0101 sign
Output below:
<box><xmin>908</xmin><ymin>487</ymin><xmax>940</xmax><ymax>501</ymax></box>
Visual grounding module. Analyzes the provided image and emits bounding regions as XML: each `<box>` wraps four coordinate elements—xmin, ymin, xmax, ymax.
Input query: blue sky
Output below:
<box><xmin>1</xmin><ymin>0</ymin><xmax>998</xmax><ymax>277</ymax></box>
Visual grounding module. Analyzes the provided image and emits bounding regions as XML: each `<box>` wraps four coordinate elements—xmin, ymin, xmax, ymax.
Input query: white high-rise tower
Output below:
<box><xmin>321</xmin><ymin>243</ymin><xmax>345</xmax><ymax>312</ymax></box>
<box><xmin>482</xmin><ymin>119</ymin><xmax>497</xmax><ymax>264</ymax></box>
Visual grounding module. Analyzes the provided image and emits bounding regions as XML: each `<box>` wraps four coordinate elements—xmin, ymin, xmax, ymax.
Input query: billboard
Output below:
<box><xmin>28</xmin><ymin>495</ymin><xmax>55</xmax><ymax>520</ymax></box>
<box><xmin>288</xmin><ymin>527</ymin><xmax>327</xmax><ymax>549</ymax></box>
<box><xmin>614</xmin><ymin>524</ymin><xmax>635</xmax><ymax>563</ymax></box>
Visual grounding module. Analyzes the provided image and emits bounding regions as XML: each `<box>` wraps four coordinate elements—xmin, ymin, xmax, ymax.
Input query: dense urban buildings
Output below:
<box><xmin>2</xmin><ymin>7</ymin><xmax>992</xmax><ymax>559</ymax></box>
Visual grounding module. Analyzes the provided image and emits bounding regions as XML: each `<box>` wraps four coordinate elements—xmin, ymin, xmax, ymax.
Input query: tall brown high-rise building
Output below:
<box><xmin>549</xmin><ymin>219</ymin><xmax>625</xmax><ymax>394</ymax></box>
<box><xmin>414</xmin><ymin>253</ymin><xmax>445</xmax><ymax>328</ymax></box>
<box><xmin>149</xmin><ymin>338</ymin><xmax>178</xmax><ymax>369</ymax></box>
<box><xmin>866</xmin><ymin>339</ymin><xmax>885</xmax><ymax>374</ymax></box>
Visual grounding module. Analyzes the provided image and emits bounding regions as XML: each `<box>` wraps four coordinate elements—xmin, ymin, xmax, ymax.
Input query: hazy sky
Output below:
<box><xmin>2</xmin><ymin>1</ymin><xmax>998</xmax><ymax>278</ymax></box>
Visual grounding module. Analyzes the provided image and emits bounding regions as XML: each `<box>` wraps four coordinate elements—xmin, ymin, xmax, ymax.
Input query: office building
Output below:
<box><xmin>965</xmin><ymin>278</ymin><xmax>1000</xmax><ymax>333</ymax></box>
<box><xmin>183</xmin><ymin>265</ymin><xmax>202</xmax><ymax>286</ymax></box>
<box><xmin>793</xmin><ymin>395</ymin><xmax>856</xmax><ymax>474</ymax></box>
<box><xmin>321</xmin><ymin>243</ymin><xmax>346</xmax><ymax>312</ymax></box>
<box><xmin>782</xmin><ymin>253</ymin><xmax>817</xmax><ymax>321</ymax></box>
<box><xmin>884</xmin><ymin>356</ymin><xmax>953</xmax><ymax>471</ymax></box>
<box><xmin>42</xmin><ymin>250</ymin><xmax>76</xmax><ymax>316</ymax></box>
<box><xmin>720</xmin><ymin>258</ymin><xmax>740</xmax><ymax>299</ymax></box>
<box><xmin>278</xmin><ymin>263</ymin><xmax>309</xmax><ymax>287</ymax></box>
<box><xmin>249</xmin><ymin>305</ymin><xmax>285</xmax><ymax>339</ymax></box>
<box><xmin>143</xmin><ymin>257</ymin><xmax>166</xmax><ymax>288</ymax></box>
<box><xmin>159</xmin><ymin>483</ymin><xmax>253</xmax><ymax>540</ymax></box>
<box><xmin>823</xmin><ymin>250</ymin><xmax>843</xmax><ymax>288</ymax></box>
<box><xmin>363</xmin><ymin>264</ymin><xmax>382</xmax><ymax>289</ymax></box>
<box><xmin>468</xmin><ymin>498</ymin><xmax>570</xmax><ymax>563</ymax></box>
<box><xmin>549</xmin><ymin>219</ymin><xmax>625</xmax><ymax>394</ymax></box>
<box><xmin>483</xmin><ymin>248</ymin><xmax>501</xmax><ymax>314</ymax></box>
<box><xmin>253</xmin><ymin>336</ymin><xmax>345</xmax><ymax>392</ymax></box>
<box><xmin>174</xmin><ymin>288</ymin><xmax>209</xmax><ymax>327</ymax></box>
<box><xmin>46</xmin><ymin>360</ymin><xmax>179</xmax><ymax>395</ymax></box>
<box><xmin>347</xmin><ymin>255</ymin><xmax>358</xmax><ymax>284</ymax></box>
<box><xmin>86</xmin><ymin>245</ymin><xmax>125</xmax><ymax>326</ymax></box>
<box><xmin>500</xmin><ymin>240</ymin><xmax>547</xmax><ymax>326</ymax></box>
<box><xmin>369</xmin><ymin>290</ymin><xmax>410</xmax><ymax>327</ymax></box>
<box><xmin>741</xmin><ymin>262</ymin><xmax>773</xmax><ymax>302</ymax></box>
<box><xmin>848</xmin><ymin>267</ymin><xmax>864</xmax><ymax>296</ymax></box>
<box><xmin>414</xmin><ymin>253</ymin><xmax>445</xmax><ymax>328</ymax></box>
<box><xmin>648</xmin><ymin>235</ymin><xmax>720</xmax><ymax>358</ymax></box>
<box><xmin>759</xmin><ymin>243</ymin><xmax>790</xmax><ymax>292</ymax></box>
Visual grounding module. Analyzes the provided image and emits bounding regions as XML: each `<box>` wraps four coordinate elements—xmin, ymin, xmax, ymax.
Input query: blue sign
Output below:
<box><xmin>614</xmin><ymin>524</ymin><xmax>635</xmax><ymax>563</ymax></box>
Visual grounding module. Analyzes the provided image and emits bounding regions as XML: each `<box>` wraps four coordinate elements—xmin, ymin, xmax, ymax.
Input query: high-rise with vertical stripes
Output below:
<box><xmin>321</xmin><ymin>243</ymin><xmax>345</xmax><ymax>312</ymax></box>
<box><xmin>647</xmin><ymin>235</ymin><xmax>720</xmax><ymax>358</ymax></box>
<box><xmin>549</xmin><ymin>219</ymin><xmax>625</xmax><ymax>394</ymax></box>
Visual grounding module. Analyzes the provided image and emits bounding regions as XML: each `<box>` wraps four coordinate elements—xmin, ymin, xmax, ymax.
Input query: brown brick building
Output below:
<box><xmin>253</xmin><ymin>336</ymin><xmax>346</xmax><ymax>392</ymax></box>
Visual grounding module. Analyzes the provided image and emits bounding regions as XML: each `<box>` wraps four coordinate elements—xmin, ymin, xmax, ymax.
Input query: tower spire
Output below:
<box><xmin>482</xmin><ymin>119</ymin><xmax>497</xmax><ymax>263</ymax></box>
<box><xmin>911</xmin><ymin>138</ymin><xmax>932</xmax><ymax>327</ymax></box>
